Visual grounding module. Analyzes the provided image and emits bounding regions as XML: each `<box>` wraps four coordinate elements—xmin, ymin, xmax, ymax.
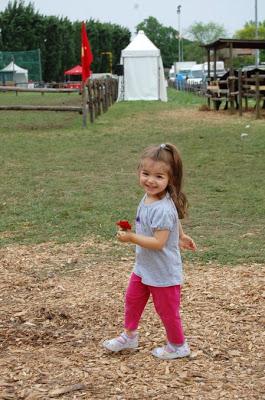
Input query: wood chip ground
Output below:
<box><xmin>0</xmin><ymin>240</ymin><xmax>264</xmax><ymax>399</ymax></box>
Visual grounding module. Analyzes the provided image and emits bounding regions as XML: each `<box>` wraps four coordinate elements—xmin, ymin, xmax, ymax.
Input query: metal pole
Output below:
<box><xmin>38</xmin><ymin>48</ymin><xmax>42</xmax><ymax>82</ymax></box>
<box><xmin>177</xmin><ymin>5</ymin><xmax>181</xmax><ymax>62</ymax></box>
<box><xmin>255</xmin><ymin>0</ymin><xmax>260</xmax><ymax>66</ymax></box>
<box><xmin>82</xmin><ymin>81</ymin><xmax>88</xmax><ymax>128</ymax></box>
<box><xmin>181</xmin><ymin>37</ymin><xmax>184</xmax><ymax>62</ymax></box>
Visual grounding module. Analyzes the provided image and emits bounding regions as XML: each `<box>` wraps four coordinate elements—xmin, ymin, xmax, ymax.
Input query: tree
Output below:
<box><xmin>136</xmin><ymin>17</ymin><xmax>179</xmax><ymax>67</ymax></box>
<box><xmin>86</xmin><ymin>19</ymin><xmax>130</xmax><ymax>73</ymax></box>
<box><xmin>234</xmin><ymin>21</ymin><xmax>265</xmax><ymax>40</ymax></box>
<box><xmin>184</xmin><ymin>22</ymin><xmax>228</xmax><ymax>64</ymax></box>
<box><xmin>187</xmin><ymin>22</ymin><xmax>227</xmax><ymax>45</ymax></box>
<box><xmin>136</xmin><ymin>16</ymin><xmax>212</xmax><ymax>66</ymax></box>
<box><xmin>234</xmin><ymin>21</ymin><xmax>265</xmax><ymax>64</ymax></box>
<box><xmin>182</xmin><ymin>41</ymin><xmax>205</xmax><ymax>64</ymax></box>
<box><xmin>0</xmin><ymin>1</ymin><xmax>131</xmax><ymax>81</ymax></box>
<box><xmin>41</xmin><ymin>16</ymin><xmax>64</xmax><ymax>82</ymax></box>
<box><xmin>0</xmin><ymin>0</ymin><xmax>43</xmax><ymax>51</ymax></box>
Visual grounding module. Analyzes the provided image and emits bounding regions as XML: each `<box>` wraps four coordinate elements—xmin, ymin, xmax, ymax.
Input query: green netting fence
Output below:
<box><xmin>0</xmin><ymin>49</ymin><xmax>42</xmax><ymax>81</ymax></box>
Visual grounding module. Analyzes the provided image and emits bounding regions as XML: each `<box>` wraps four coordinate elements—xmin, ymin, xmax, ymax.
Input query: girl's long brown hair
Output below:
<box><xmin>139</xmin><ymin>143</ymin><xmax>188</xmax><ymax>219</ymax></box>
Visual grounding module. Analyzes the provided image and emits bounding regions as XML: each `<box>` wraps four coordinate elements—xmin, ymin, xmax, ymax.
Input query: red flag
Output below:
<box><xmin>81</xmin><ymin>21</ymin><xmax>93</xmax><ymax>82</ymax></box>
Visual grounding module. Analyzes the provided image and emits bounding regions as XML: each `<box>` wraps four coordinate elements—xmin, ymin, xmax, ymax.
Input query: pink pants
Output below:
<box><xmin>124</xmin><ymin>273</ymin><xmax>185</xmax><ymax>345</ymax></box>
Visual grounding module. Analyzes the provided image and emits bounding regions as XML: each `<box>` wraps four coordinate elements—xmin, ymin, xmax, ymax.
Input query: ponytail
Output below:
<box><xmin>164</xmin><ymin>143</ymin><xmax>188</xmax><ymax>219</ymax></box>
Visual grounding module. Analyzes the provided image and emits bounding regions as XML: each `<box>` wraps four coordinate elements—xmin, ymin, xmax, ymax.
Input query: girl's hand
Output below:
<box><xmin>179</xmin><ymin>233</ymin><xmax>197</xmax><ymax>251</ymax></box>
<box><xmin>117</xmin><ymin>230</ymin><xmax>132</xmax><ymax>243</ymax></box>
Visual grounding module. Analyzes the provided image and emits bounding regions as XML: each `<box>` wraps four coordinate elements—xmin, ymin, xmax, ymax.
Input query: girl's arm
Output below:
<box><xmin>179</xmin><ymin>221</ymin><xmax>197</xmax><ymax>251</ymax></box>
<box><xmin>117</xmin><ymin>229</ymin><xmax>169</xmax><ymax>251</ymax></box>
<box><xmin>117</xmin><ymin>222</ymin><xmax>196</xmax><ymax>251</ymax></box>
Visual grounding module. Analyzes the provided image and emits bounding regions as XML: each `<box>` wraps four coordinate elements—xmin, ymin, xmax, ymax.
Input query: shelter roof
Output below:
<box><xmin>64</xmin><ymin>65</ymin><xmax>82</xmax><ymax>75</ymax></box>
<box><xmin>203</xmin><ymin>38</ymin><xmax>265</xmax><ymax>51</ymax></box>
<box><xmin>122</xmin><ymin>30</ymin><xmax>159</xmax><ymax>57</ymax></box>
<box><xmin>0</xmin><ymin>61</ymin><xmax>28</xmax><ymax>73</ymax></box>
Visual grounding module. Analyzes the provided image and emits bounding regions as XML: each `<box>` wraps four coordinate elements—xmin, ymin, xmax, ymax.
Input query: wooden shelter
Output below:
<box><xmin>202</xmin><ymin>39</ymin><xmax>265</xmax><ymax>118</ymax></box>
<box><xmin>203</xmin><ymin>38</ymin><xmax>265</xmax><ymax>79</ymax></box>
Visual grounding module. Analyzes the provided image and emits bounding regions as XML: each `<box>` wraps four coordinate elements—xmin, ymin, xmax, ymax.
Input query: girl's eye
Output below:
<box><xmin>142</xmin><ymin>172</ymin><xmax>148</xmax><ymax>176</ymax></box>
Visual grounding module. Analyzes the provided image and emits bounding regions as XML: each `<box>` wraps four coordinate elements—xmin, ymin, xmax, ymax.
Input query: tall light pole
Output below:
<box><xmin>177</xmin><ymin>5</ymin><xmax>182</xmax><ymax>63</ymax></box>
<box><xmin>255</xmin><ymin>0</ymin><xmax>260</xmax><ymax>66</ymax></box>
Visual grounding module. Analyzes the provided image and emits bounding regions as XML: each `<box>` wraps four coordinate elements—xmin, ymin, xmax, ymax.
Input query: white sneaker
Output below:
<box><xmin>102</xmin><ymin>332</ymin><xmax>138</xmax><ymax>352</ymax></box>
<box><xmin>152</xmin><ymin>341</ymin><xmax>190</xmax><ymax>360</ymax></box>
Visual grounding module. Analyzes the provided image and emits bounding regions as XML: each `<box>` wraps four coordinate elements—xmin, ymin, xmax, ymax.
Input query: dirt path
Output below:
<box><xmin>0</xmin><ymin>240</ymin><xmax>264</xmax><ymax>399</ymax></box>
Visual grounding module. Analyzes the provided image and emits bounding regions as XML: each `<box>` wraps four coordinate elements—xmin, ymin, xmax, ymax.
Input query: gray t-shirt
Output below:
<box><xmin>133</xmin><ymin>193</ymin><xmax>183</xmax><ymax>287</ymax></box>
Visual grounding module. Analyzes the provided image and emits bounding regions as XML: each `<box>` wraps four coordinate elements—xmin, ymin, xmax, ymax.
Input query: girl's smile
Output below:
<box><xmin>139</xmin><ymin>159</ymin><xmax>169</xmax><ymax>200</ymax></box>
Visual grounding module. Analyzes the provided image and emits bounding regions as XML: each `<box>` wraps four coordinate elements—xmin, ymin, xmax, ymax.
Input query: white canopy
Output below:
<box><xmin>0</xmin><ymin>61</ymin><xmax>28</xmax><ymax>85</ymax></box>
<box><xmin>118</xmin><ymin>31</ymin><xmax>167</xmax><ymax>102</ymax></box>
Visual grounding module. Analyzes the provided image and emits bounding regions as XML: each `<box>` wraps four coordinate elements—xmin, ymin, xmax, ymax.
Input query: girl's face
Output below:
<box><xmin>139</xmin><ymin>158</ymin><xmax>170</xmax><ymax>200</ymax></box>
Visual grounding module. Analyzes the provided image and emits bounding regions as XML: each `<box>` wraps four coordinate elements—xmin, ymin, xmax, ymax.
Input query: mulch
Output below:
<box><xmin>0</xmin><ymin>239</ymin><xmax>264</xmax><ymax>399</ymax></box>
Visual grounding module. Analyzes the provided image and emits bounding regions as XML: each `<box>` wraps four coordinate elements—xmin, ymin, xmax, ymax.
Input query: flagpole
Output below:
<box><xmin>82</xmin><ymin>80</ymin><xmax>88</xmax><ymax>128</ymax></box>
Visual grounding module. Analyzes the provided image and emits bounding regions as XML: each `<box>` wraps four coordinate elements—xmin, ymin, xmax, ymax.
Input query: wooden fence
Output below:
<box><xmin>168</xmin><ymin>79</ymin><xmax>207</xmax><ymax>96</ymax></box>
<box><xmin>0</xmin><ymin>77</ymin><xmax>119</xmax><ymax>127</ymax></box>
<box><xmin>82</xmin><ymin>78</ymin><xmax>118</xmax><ymax>125</ymax></box>
<box><xmin>206</xmin><ymin>72</ymin><xmax>265</xmax><ymax>119</ymax></box>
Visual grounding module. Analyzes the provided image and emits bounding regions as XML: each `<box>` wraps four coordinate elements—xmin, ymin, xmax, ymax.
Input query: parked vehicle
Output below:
<box><xmin>203</xmin><ymin>61</ymin><xmax>226</xmax><ymax>81</ymax></box>
<box><xmin>187</xmin><ymin>61</ymin><xmax>226</xmax><ymax>85</ymax></box>
<box><xmin>168</xmin><ymin>61</ymin><xmax>196</xmax><ymax>81</ymax></box>
<box><xmin>186</xmin><ymin>64</ymin><xmax>204</xmax><ymax>85</ymax></box>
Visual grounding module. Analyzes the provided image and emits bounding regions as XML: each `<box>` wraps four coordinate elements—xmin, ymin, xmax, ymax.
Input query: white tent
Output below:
<box><xmin>118</xmin><ymin>31</ymin><xmax>167</xmax><ymax>102</ymax></box>
<box><xmin>0</xmin><ymin>61</ymin><xmax>28</xmax><ymax>86</ymax></box>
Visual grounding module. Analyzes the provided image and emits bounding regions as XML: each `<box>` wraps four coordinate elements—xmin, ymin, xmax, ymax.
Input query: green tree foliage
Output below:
<box><xmin>0</xmin><ymin>0</ymin><xmax>130</xmax><ymax>81</ymax></box>
<box><xmin>0</xmin><ymin>0</ymin><xmax>43</xmax><ymax>50</ymax></box>
<box><xmin>234</xmin><ymin>21</ymin><xmax>265</xmax><ymax>39</ymax></box>
<box><xmin>187</xmin><ymin>21</ymin><xmax>228</xmax><ymax>44</ymax></box>
<box><xmin>136</xmin><ymin>16</ymin><xmax>180</xmax><ymax>67</ymax></box>
<box><xmin>185</xmin><ymin>21</ymin><xmax>228</xmax><ymax>64</ymax></box>
<box><xmin>234</xmin><ymin>21</ymin><xmax>265</xmax><ymax>64</ymax></box>
<box><xmin>86</xmin><ymin>20</ymin><xmax>130</xmax><ymax>72</ymax></box>
<box><xmin>182</xmin><ymin>41</ymin><xmax>205</xmax><ymax>64</ymax></box>
<box><xmin>136</xmin><ymin>16</ymin><xmax>209</xmax><ymax>66</ymax></box>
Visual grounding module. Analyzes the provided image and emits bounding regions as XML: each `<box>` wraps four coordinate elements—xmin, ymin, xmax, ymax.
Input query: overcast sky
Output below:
<box><xmin>1</xmin><ymin>0</ymin><xmax>265</xmax><ymax>38</ymax></box>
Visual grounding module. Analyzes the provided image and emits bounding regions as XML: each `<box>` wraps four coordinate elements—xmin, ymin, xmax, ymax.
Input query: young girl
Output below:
<box><xmin>103</xmin><ymin>143</ymin><xmax>196</xmax><ymax>360</ymax></box>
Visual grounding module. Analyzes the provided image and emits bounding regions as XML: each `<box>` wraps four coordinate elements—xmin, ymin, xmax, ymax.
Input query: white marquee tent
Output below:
<box><xmin>118</xmin><ymin>31</ymin><xmax>167</xmax><ymax>102</ymax></box>
<box><xmin>0</xmin><ymin>61</ymin><xmax>28</xmax><ymax>86</ymax></box>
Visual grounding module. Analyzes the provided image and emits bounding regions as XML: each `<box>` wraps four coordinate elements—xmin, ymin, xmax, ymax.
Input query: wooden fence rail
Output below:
<box><xmin>0</xmin><ymin>86</ymin><xmax>79</xmax><ymax>94</ymax></box>
<box><xmin>0</xmin><ymin>105</ymin><xmax>82</xmax><ymax>112</ymax></box>
<box><xmin>0</xmin><ymin>77</ymin><xmax>119</xmax><ymax>126</ymax></box>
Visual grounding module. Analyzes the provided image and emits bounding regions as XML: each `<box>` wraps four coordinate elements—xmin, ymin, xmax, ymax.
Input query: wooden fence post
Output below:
<box><xmin>238</xmin><ymin>69</ymin><xmax>242</xmax><ymax>117</ymax></box>
<box><xmin>255</xmin><ymin>73</ymin><xmax>260</xmax><ymax>119</ymax></box>
<box><xmin>88</xmin><ymin>81</ymin><xmax>94</xmax><ymax>123</ymax></box>
<box><xmin>229</xmin><ymin>76</ymin><xmax>235</xmax><ymax>112</ymax></box>
<box><xmin>99</xmin><ymin>81</ymin><xmax>104</xmax><ymax>114</ymax></box>
<box><xmin>244</xmin><ymin>71</ymin><xmax>249</xmax><ymax>112</ymax></box>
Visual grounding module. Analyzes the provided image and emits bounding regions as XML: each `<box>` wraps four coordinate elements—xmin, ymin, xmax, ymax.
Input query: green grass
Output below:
<box><xmin>0</xmin><ymin>88</ymin><xmax>264</xmax><ymax>265</ymax></box>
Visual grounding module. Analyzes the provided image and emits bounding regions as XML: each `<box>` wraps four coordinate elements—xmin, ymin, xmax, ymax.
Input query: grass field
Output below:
<box><xmin>0</xmin><ymin>88</ymin><xmax>264</xmax><ymax>265</ymax></box>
